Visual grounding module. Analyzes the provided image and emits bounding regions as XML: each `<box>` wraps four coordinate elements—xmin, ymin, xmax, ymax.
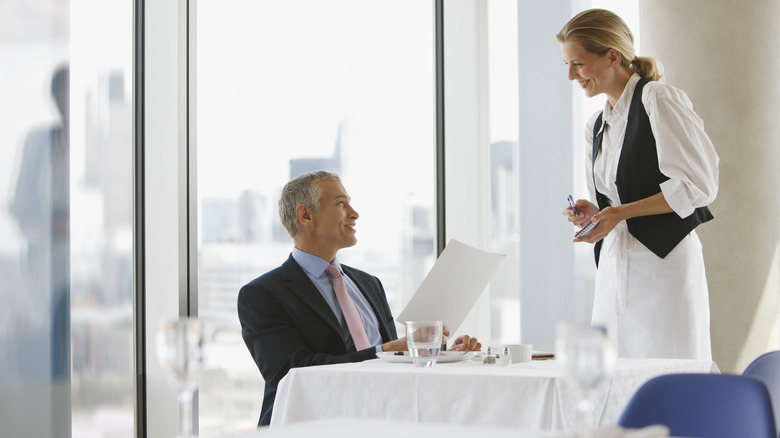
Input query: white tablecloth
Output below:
<box><xmin>271</xmin><ymin>357</ymin><xmax>718</xmax><ymax>431</ymax></box>
<box><xmin>240</xmin><ymin>419</ymin><xmax>673</xmax><ymax>438</ymax></box>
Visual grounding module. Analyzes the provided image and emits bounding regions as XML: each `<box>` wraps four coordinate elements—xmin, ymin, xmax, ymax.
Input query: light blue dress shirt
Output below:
<box><xmin>292</xmin><ymin>248</ymin><xmax>384</xmax><ymax>352</ymax></box>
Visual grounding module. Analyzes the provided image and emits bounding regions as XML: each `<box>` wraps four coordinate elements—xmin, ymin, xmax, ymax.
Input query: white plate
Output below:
<box><xmin>376</xmin><ymin>351</ymin><xmax>477</xmax><ymax>363</ymax></box>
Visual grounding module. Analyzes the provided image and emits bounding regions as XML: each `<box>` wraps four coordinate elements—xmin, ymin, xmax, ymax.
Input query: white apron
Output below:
<box><xmin>591</xmin><ymin>223</ymin><xmax>711</xmax><ymax>360</ymax></box>
<box><xmin>586</xmin><ymin>75</ymin><xmax>716</xmax><ymax>361</ymax></box>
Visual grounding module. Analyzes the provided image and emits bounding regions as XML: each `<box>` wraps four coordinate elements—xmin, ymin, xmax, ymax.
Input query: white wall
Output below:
<box><xmin>641</xmin><ymin>0</ymin><xmax>780</xmax><ymax>372</ymax></box>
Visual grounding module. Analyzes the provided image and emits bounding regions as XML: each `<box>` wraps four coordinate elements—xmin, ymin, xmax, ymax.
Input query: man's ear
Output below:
<box><xmin>295</xmin><ymin>204</ymin><xmax>314</xmax><ymax>229</ymax></box>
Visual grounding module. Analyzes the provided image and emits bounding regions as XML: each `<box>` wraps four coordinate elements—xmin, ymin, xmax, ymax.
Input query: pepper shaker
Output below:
<box><xmin>483</xmin><ymin>347</ymin><xmax>496</xmax><ymax>365</ymax></box>
<box><xmin>498</xmin><ymin>346</ymin><xmax>511</xmax><ymax>366</ymax></box>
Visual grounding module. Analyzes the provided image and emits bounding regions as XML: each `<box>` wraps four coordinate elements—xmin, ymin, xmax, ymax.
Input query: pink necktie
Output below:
<box><xmin>325</xmin><ymin>264</ymin><xmax>372</xmax><ymax>351</ymax></box>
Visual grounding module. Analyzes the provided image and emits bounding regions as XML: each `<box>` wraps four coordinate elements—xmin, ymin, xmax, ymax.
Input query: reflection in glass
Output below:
<box><xmin>4</xmin><ymin>62</ymin><xmax>72</xmax><ymax>437</ymax></box>
<box><xmin>0</xmin><ymin>0</ymin><xmax>134</xmax><ymax>436</ymax></box>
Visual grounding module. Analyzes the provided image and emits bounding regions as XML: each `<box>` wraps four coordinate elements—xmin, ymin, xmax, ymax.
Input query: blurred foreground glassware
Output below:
<box><xmin>556</xmin><ymin>323</ymin><xmax>616</xmax><ymax>438</ymax></box>
<box><xmin>156</xmin><ymin>317</ymin><xmax>204</xmax><ymax>437</ymax></box>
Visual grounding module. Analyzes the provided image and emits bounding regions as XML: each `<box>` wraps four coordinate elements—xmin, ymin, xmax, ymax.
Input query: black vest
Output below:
<box><xmin>592</xmin><ymin>78</ymin><xmax>713</xmax><ymax>265</ymax></box>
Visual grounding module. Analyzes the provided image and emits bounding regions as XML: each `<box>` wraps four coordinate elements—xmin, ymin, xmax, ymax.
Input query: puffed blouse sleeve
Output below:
<box><xmin>642</xmin><ymin>81</ymin><xmax>719</xmax><ymax>218</ymax></box>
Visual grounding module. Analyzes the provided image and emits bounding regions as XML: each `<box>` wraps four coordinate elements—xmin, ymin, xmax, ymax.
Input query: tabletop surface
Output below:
<box><xmin>235</xmin><ymin>418</ymin><xmax>676</xmax><ymax>438</ymax></box>
<box><xmin>270</xmin><ymin>357</ymin><xmax>718</xmax><ymax>431</ymax></box>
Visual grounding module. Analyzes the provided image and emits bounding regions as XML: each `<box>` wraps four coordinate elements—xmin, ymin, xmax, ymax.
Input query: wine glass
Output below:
<box><xmin>156</xmin><ymin>317</ymin><xmax>204</xmax><ymax>437</ymax></box>
<box><xmin>556</xmin><ymin>323</ymin><xmax>616</xmax><ymax>438</ymax></box>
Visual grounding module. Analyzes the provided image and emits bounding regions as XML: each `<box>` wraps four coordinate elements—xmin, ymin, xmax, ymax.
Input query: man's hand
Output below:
<box><xmin>448</xmin><ymin>335</ymin><xmax>481</xmax><ymax>351</ymax></box>
<box><xmin>380</xmin><ymin>327</ymin><xmax>481</xmax><ymax>352</ymax></box>
<box><xmin>381</xmin><ymin>337</ymin><xmax>408</xmax><ymax>352</ymax></box>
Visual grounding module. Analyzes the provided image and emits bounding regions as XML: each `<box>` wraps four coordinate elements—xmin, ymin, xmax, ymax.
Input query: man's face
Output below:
<box><xmin>308</xmin><ymin>179</ymin><xmax>359</xmax><ymax>258</ymax></box>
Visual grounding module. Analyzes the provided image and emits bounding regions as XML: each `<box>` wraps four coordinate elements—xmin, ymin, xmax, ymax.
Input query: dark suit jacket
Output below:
<box><xmin>237</xmin><ymin>254</ymin><xmax>398</xmax><ymax>427</ymax></box>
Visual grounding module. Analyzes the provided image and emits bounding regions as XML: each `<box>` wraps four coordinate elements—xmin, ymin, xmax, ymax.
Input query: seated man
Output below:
<box><xmin>238</xmin><ymin>170</ymin><xmax>481</xmax><ymax>427</ymax></box>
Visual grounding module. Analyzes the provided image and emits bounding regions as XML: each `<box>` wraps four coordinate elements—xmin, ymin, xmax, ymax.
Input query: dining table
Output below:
<box><xmin>269</xmin><ymin>353</ymin><xmax>718</xmax><ymax>432</ymax></box>
<box><xmin>239</xmin><ymin>418</ymin><xmax>675</xmax><ymax>438</ymax></box>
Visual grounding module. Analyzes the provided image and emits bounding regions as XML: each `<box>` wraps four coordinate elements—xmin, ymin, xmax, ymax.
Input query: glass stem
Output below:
<box><xmin>575</xmin><ymin>398</ymin><xmax>594</xmax><ymax>438</ymax></box>
<box><xmin>179</xmin><ymin>388</ymin><xmax>194</xmax><ymax>437</ymax></box>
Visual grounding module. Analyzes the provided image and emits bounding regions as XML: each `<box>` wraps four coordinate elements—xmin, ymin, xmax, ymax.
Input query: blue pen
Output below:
<box><xmin>567</xmin><ymin>195</ymin><xmax>579</xmax><ymax>216</ymax></box>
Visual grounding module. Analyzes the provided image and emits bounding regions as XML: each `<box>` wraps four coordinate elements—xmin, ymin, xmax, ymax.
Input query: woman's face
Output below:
<box><xmin>561</xmin><ymin>40</ymin><xmax>618</xmax><ymax>100</ymax></box>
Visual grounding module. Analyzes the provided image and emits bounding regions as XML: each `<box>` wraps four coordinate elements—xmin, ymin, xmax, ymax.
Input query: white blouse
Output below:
<box><xmin>582</xmin><ymin>74</ymin><xmax>717</xmax><ymax>360</ymax></box>
<box><xmin>584</xmin><ymin>74</ymin><xmax>719</xmax><ymax>216</ymax></box>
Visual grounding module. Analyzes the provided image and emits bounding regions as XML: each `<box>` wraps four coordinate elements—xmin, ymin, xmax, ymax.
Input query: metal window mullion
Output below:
<box><xmin>133</xmin><ymin>0</ymin><xmax>147</xmax><ymax>436</ymax></box>
<box><xmin>435</xmin><ymin>0</ymin><xmax>446</xmax><ymax>257</ymax></box>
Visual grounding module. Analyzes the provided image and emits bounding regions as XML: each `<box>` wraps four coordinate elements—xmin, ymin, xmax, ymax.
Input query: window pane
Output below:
<box><xmin>485</xmin><ymin>0</ymin><xmax>639</xmax><ymax>349</ymax></box>
<box><xmin>486</xmin><ymin>0</ymin><xmax>522</xmax><ymax>346</ymax></box>
<box><xmin>196</xmin><ymin>0</ymin><xmax>436</xmax><ymax>434</ymax></box>
<box><xmin>0</xmin><ymin>0</ymin><xmax>135</xmax><ymax>436</ymax></box>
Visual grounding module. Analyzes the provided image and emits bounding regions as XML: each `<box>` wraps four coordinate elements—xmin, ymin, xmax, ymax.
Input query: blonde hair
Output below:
<box><xmin>556</xmin><ymin>8</ymin><xmax>663</xmax><ymax>81</ymax></box>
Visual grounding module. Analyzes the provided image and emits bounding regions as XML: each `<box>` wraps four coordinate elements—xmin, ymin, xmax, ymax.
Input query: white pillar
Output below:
<box><xmin>641</xmin><ymin>0</ymin><xmax>780</xmax><ymax>372</ymax></box>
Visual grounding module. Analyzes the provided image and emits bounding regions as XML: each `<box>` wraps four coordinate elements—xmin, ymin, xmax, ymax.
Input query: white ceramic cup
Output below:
<box><xmin>502</xmin><ymin>344</ymin><xmax>533</xmax><ymax>363</ymax></box>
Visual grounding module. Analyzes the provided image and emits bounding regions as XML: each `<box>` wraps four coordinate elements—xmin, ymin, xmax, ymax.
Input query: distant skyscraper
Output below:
<box><xmin>289</xmin><ymin>119</ymin><xmax>344</xmax><ymax>178</ymax></box>
<box><xmin>201</xmin><ymin>197</ymin><xmax>240</xmax><ymax>243</ymax></box>
<box><xmin>238</xmin><ymin>190</ymin><xmax>268</xmax><ymax>243</ymax></box>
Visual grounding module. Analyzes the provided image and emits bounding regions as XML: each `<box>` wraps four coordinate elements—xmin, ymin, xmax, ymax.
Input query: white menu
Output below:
<box><xmin>397</xmin><ymin>239</ymin><xmax>505</xmax><ymax>333</ymax></box>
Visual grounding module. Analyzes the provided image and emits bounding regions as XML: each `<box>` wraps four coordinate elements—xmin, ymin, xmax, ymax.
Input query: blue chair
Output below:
<box><xmin>744</xmin><ymin>350</ymin><xmax>780</xmax><ymax>435</ymax></box>
<box><xmin>618</xmin><ymin>373</ymin><xmax>776</xmax><ymax>438</ymax></box>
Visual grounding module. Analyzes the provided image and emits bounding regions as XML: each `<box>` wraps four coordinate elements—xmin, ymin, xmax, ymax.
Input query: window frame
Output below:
<box><xmin>143</xmin><ymin>0</ymin><xmax>594</xmax><ymax>435</ymax></box>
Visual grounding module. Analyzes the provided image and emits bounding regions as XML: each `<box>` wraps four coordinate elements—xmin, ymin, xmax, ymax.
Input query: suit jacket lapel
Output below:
<box><xmin>281</xmin><ymin>255</ymin><xmax>343</xmax><ymax>336</ymax></box>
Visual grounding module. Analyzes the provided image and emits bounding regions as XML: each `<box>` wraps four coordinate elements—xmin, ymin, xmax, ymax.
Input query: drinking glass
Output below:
<box><xmin>156</xmin><ymin>317</ymin><xmax>204</xmax><ymax>437</ymax></box>
<box><xmin>405</xmin><ymin>320</ymin><xmax>443</xmax><ymax>367</ymax></box>
<box><xmin>555</xmin><ymin>323</ymin><xmax>616</xmax><ymax>438</ymax></box>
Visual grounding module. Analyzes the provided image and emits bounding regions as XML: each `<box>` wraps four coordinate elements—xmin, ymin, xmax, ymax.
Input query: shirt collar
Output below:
<box><xmin>603</xmin><ymin>73</ymin><xmax>641</xmax><ymax>125</ymax></box>
<box><xmin>292</xmin><ymin>247</ymin><xmax>342</xmax><ymax>278</ymax></box>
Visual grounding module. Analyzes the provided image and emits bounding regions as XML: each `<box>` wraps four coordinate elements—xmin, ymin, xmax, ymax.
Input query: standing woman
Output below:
<box><xmin>558</xmin><ymin>9</ymin><xmax>718</xmax><ymax>360</ymax></box>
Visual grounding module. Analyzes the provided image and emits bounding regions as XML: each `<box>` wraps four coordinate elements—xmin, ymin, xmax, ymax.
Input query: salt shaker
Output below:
<box><xmin>498</xmin><ymin>346</ymin><xmax>511</xmax><ymax>366</ymax></box>
<box><xmin>483</xmin><ymin>347</ymin><xmax>496</xmax><ymax>365</ymax></box>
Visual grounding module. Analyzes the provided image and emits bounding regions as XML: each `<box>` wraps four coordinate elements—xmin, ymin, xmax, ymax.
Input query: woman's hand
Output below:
<box><xmin>572</xmin><ymin>193</ymin><xmax>674</xmax><ymax>244</ymax></box>
<box><xmin>574</xmin><ymin>206</ymin><xmax>622</xmax><ymax>244</ymax></box>
<box><xmin>564</xmin><ymin>198</ymin><xmax>619</xmax><ymax>244</ymax></box>
<box><xmin>564</xmin><ymin>199</ymin><xmax>599</xmax><ymax>228</ymax></box>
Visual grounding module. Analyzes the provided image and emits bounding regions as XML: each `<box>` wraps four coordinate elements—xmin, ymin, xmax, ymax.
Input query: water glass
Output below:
<box><xmin>405</xmin><ymin>320</ymin><xmax>443</xmax><ymax>367</ymax></box>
